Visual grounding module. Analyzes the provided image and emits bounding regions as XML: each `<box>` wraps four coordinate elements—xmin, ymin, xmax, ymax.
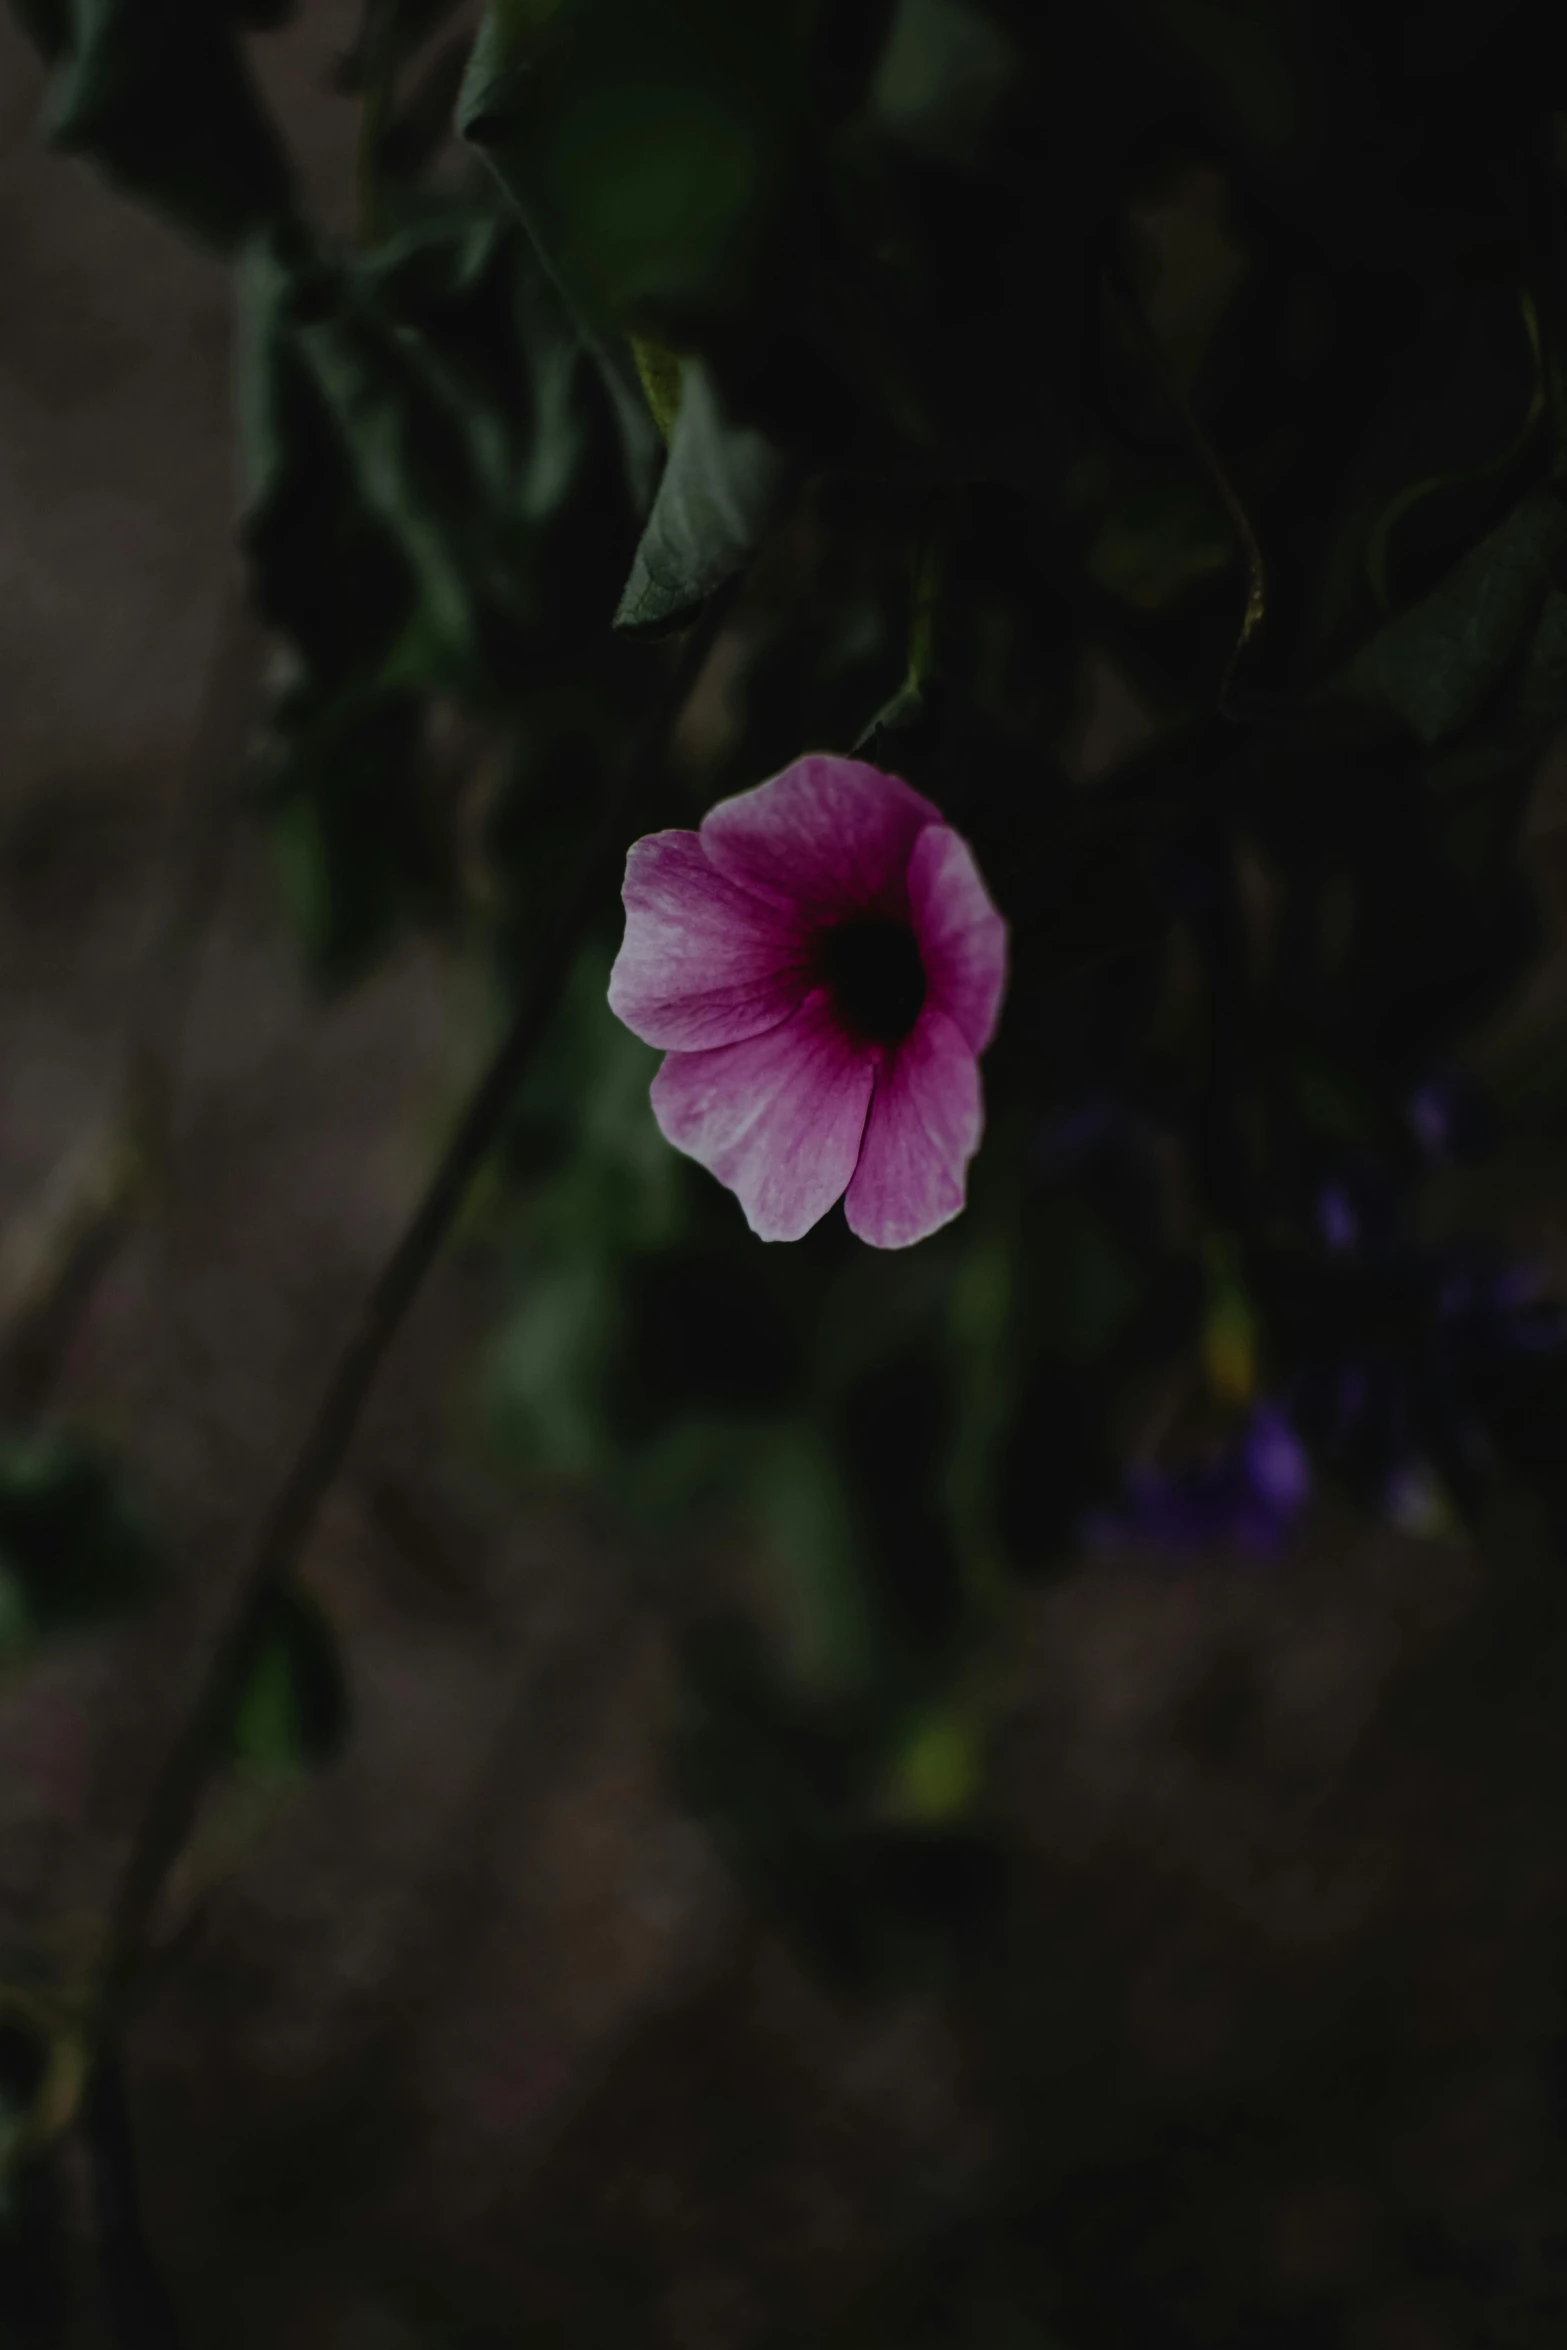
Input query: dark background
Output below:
<box><xmin>7</xmin><ymin>5</ymin><xmax>1567</xmax><ymax>2346</ymax></box>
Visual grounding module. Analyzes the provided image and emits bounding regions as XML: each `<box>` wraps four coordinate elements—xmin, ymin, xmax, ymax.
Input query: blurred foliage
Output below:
<box><xmin>33</xmin><ymin>0</ymin><xmax>293</xmax><ymax>248</ymax></box>
<box><xmin>10</xmin><ymin>0</ymin><xmax>1567</xmax><ymax>2329</ymax></box>
<box><xmin>0</xmin><ymin>1433</ymin><xmax>160</xmax><ymax>1663</ymax></box>
<box><xmin>229</xmin><ymin>1582</ymin><xmax>349</xmax><ymax>1778</ymax></box>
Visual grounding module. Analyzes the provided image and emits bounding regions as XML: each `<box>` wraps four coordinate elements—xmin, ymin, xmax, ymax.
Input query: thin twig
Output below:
<box><xmin>83</xmin><ymin>2049</ymin><xmax>185</xmax><ymax>2350</ymax></box>
<box><xmin>0</xmin><ymin>1128</ymin><xmax>140</xmax><ymax>1424</ymax></box>
<box><xmin>1104</xmin><ymin>271</ymin><xmax>1267</xmax><ymax>719</ymax></box>
<box><xmin>88</xmin><ymin>587</ymin><xmax>734</xmax><ymax>2038</ymax></box>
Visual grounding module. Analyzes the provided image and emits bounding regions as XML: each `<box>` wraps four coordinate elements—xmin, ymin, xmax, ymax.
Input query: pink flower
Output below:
<box><xmin>608</xmin><ymin>755</ymin><xmax>1007</xmax><ymax>1248</ymax></box>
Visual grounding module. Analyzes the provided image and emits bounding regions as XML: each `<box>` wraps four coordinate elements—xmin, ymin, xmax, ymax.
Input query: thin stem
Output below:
<box><xmin>906</xmin><ymin>494</ymin><xmax>947</xmax><ymax>691</ymax></box>
<box><xmin>83</xmin><ymin>2049</ymin><xmax>184</xmax><ymax>2350</ymax></box>
<box><xmin>88</xmin><ymin>589</ymin><xmax>733</xmax><ymax>2039</ymax></box>
<box><xmin>1104</xmin><ymin>271</ymin><xmax>1267</xmax><ymax>719</ymax></box>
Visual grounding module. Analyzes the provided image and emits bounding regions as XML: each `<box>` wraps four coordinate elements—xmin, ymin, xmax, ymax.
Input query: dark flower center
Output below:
<box><xmin>819</xmin><ymin>917</ymin><xmax>926</xmax><ymax>1041</ymax></box>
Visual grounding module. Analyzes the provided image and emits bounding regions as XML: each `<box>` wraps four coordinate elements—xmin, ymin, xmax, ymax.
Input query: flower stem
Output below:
<box><xmin>1103</xmin><ymin>269</ymin><xmax>1267</xmax><ymax>718</ymax></box>
<box><xmin>86</xmin><ymin>587</ymin><xmax>734</xmax><ymax>2046</ymax></box>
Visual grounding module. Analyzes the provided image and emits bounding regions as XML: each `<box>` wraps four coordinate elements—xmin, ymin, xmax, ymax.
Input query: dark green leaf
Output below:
<box><xmin>869</xmin><ymin>0</ymin><xmax>1025</xmax><ymax>170</ymax></box>
<box><xmin>1157</xmin><ymin>0</ymin><xmax>1298</xmax><ymax>148</ymax></box>
<box><xmin>1512</xmin><ymin>585</ymin><xmax>1567</xmax><ymax>734</ymax></box>
<box><xmin>458</xmin><ymin>0</ymin><xmax>797</xmax><ymax>336</ymax></box>
<box><xmin>295</xmin><ymin>307</ymin><xmax>492</xmax><ymax>687</ymax></box>
<box><xmin>237</xmin><ymin>231</ymin><xmax>421</xmax><ymax>688</ymax></box>
<box><xmin>1085</xmin><ymin>482</ymin><xmax>1234</xmax><ymax>613</ymax></box>
<box><xmin>1338</xmin><ymin>489</ymin><xmax>1567</xmax><ymax>745</ymax></box>
<box><xmin>262</xmin><ymin>683</ymin><xmax>454</xmax><ymax>987</ymax></box>
<box><xmin>614</xmin><ymin>359</ymin><xmax>788</xmax><ymax>633</ymax></box>
<box><xmin>230</xmin><ymin>1584</ymin><xmax>348</xmax><ymax>1775</ymax></box>
<box><xmin>0</xmin><ymin>1432</ymin><xmax>161</xmax><ymax>1658</ymax></box>
<box><xmin>42</xmin><ymin>0</ymin><xmax>294</xmax><ymax>252</ymax></box>
<box><xmin>242</xmin><ymin>215</ymin><xmax>644</xmax><ymax>707</ymax></box>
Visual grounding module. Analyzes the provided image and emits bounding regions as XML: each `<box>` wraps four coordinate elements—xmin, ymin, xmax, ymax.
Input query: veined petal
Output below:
<box><xmin>650</xmin><ymin>990</ymin><xmax>876</xmax><ymax>1242</ymax></box>
<box><xmin>844</xmin><ymin>1006</ymin><xmax>982</xmax><ymax>1249</ymax></box>
<box><xmin>907</xmin><ymin>824</ymin><xmax>1008</xmax><ymax>1053</ymax></box>
<box><xmin>609</xmin><ymin>830</ymin><xmax>811</xmax><ymax>1050</ymax></box>
<box><xmin>700</xmin><ymin>754</ymin><xmax>944</xmax><ymax>920</ymax></box>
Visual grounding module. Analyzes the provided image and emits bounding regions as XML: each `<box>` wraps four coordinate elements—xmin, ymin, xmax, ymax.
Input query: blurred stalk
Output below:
<box><xmin>86</xmin><ymin>579</ymin><xmax>738</xmax><ymax>2048</ymax></box>
<box><xmin>83</xmin><ymin>2049</ymin><xmax>185</xmax><ymax>2349</ymax></box>
<box><xmin>1103</xmin><ymin>268</ymin><xmax>1267</xmax><ymax>718</ymax></box>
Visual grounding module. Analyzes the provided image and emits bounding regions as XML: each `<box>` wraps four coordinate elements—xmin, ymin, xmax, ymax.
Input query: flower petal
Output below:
<box><xmin>700</xmin><ymin>754</ymin><xmax>944</xmax><ymax>920</ymax></box>
<box><xmin>609</xmin><ymin>830</ymin><xmax>811</xmax><ymax>1050</ymax></box>
<box><xmin>907</xmin><ymin>824</ymin><xmax>1008</xmax><ymax>1053</ymax></box>
<box><xmin>650</xmin><ymin>989</ymin><xmax>876</xmax><ymax>1242</ymax></box>
<box><xmin>844</xmin><ymin>1006</ymin><xmax>982</xmax><ymax>1249</ymax></box>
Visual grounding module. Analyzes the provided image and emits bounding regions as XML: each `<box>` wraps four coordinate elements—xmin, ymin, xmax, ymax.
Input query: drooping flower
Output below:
<box><xmin>608</xmin><ymin>756</ymin><xmax>1007</xmax><ymax>1247</ymax></box>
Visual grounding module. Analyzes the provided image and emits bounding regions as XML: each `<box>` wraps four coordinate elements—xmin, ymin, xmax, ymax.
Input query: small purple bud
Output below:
<box><xmin>1408</xmin><ymin>1080</ymin><xmax>1454</xmax><ymax>1157</ymax></box>
<box><xmin>1318</xmin><ymin>1181</ymin><xmax>1359</xmax><ymax>1253</ymax></box>
<box><xmin>1244</xmin><ymin>1403</ymin><xmax>1312</xmax><ymax>1515</ymax></box>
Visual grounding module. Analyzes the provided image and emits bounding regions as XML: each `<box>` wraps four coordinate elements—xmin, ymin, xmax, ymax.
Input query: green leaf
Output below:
<box><xmin>869</xmin><ymin>0</ymin><xmax>1024</xmax><ymax>170</ymax></box>
<box><xmin>1362</xmin><ymin>301</ymin><xmax>1545</xmax><ymax>617</ymax></box>
<box><xmin>1084</xmin><ymin>480</ymin><xmax>1234</xmax><ymax>613</ymax></box>
<box><xmin>1338</xmin><ymin>488</ymin><xmax>1567</xmax><ymax>746</ymax></box>
<box><xmin>458</xmin><ymin>0</ymin><xmax>797</xmax><ymax>335</ymax></box>
<box><xmin>1158</xmin><ymin>0</ymin><xmax>1297</xmax><ymax>148</ymax></box>
<box><xmin>262</xmin><ymin>683</ymin><xmax>454</xmax><ymax>986</ymax></box>
<box><xmin>42</xmin><ymin>0</ymin><xmax>294</xmax><ymax>252</ymax></box>
<box><xmin>629</xmin><ymin>332</ymin><xmax>684</xmax><ymax>443</ymax></box>
<box><xmin>482</xmin><ymin>1252</ymin><xmax>619</xmax><ymax>1478</ymax></box>
<box><xmin>241</xmin><ymin>213</ymin><xmax>644</xmax><ymax>710</ymax></box>
<box><xmin>230</xmin><ymin>1584</ymin><xmax>348</xmax><ymax>1776</ymax></box>
<box><xmin>878</xmin><ymin>1702</ymin><xmax>981</xmax><ymax>1823</ymax></box>
<box><xmin>295</xmin><ymin>306</ymin><xmax>493</xmax><ymax>688</ymax></box>
<box><xmin>286</xmin><ymin>215</ymin><xmax>559</xmax><ymax>694</ymax></box>
<box><xmin>614</xmin><ymin>358</ymin><xmax>788</xmax><ymax>632</ymax></box>
<box><xmin>0</xmin><ymin>1432</ymin><xmax>161</xmax><ymax>1659</ymax></box>
<box><xmin>1512</xmin><ymin>585</ymin><xmax>1567</xmax><ymax>733</ymax></box>
<box><xmin>237</xmin><ymin>231</ymin><xmax>420</xmax><ymax>687</ymax></box>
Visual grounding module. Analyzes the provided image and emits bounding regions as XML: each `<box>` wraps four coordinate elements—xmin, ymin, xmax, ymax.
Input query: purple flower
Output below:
<box><xmin>608</xmin><ymin>756</ymin><xmax>1008</xmax><ymax>1247</ymax></box>
<box><xmin>1407</xmin><ymin>1080</ymin><xmax>1454</xmax><ymax>1158</ymax></box>
<box><xmin>1318</xmin><ymin>1180</ymin><xmax>1360</xmax><ymax>1254</ymax></box>
<box><xmin>1407</xmin><ymin>1074</ymin><xmax>1492</xmax><ymax>1163</ymax></box>
<box><xmin>1292</xmin><ymin>1244</ymin><xmax>1567</xmax><ymax>1516</ymax></box>
<box><xmin>1088</xmin><ymin>1402</ymin><xmax>1312</xmax><ymax>1561</ymax></box>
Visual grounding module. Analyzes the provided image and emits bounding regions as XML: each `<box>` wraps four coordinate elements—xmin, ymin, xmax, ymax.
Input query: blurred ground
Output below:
<box><xmin>6</xmin><ymin>11</ymin><xmax>1567</xmax><ymax>2348</ymax></box>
